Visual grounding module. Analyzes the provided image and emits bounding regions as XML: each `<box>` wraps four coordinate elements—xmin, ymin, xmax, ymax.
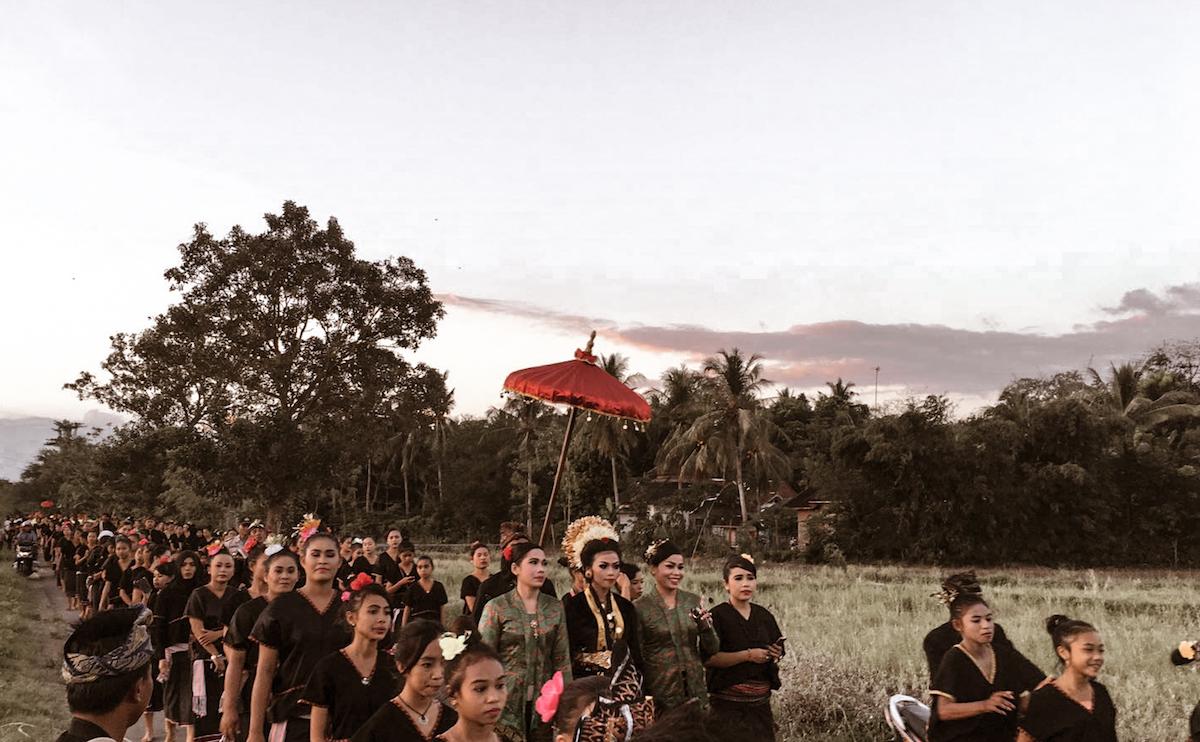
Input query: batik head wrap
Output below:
<box><xmin>62</xmin><ymin>606</ymin><xmax>154</xmax><ymax>685</ymax></box>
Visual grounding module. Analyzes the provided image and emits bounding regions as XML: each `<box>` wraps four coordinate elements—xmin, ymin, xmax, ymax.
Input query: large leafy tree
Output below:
<box><xmin>68</xmin><ymin>201</ymin><xmax>444</xmax><ymax>517</ymax></box>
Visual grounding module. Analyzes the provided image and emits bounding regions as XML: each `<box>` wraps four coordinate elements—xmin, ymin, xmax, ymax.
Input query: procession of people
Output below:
<box><xmin>2</xmin><ymin>507</ymin><xmax>1168</xmax><ymax>742</ymax></box>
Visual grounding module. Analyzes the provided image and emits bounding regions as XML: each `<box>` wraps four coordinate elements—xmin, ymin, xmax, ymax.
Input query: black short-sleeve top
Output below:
<box><xmin>185</xmin><ymin>584</ymin><xmax>249</xmax><ymax>659</ymax></box>
<box><xmin>226</xmin><ymin>595</ymin><xmax>269</xmax><ymax>709</ymax></box>
<box><xmin>929</xmin><ymin>643</ymin><xmax>1047</xmax><ymax>742</ymax></box>
<box><xmin>404</xmin><ymin>581</ymin><xmax>448</xmax><ymax>622</ymax></box>
<box><xmin>459</xmin><ymin>575</ymin><xmax>482</xmax><ymax>615</ymax></box>
<box><xmin>251</xmin><ymin>590</ymin><xmax>351</xmax><ymax>723</ymax></box>
<box><xmin>351</xmin><ymin>698</ymin><xmax>458</xmax><ymax>742</ymax></box>
<box><xmin>303</xmin><ymin>649</ymin><xmax>399</xmax><ymax>740</ymax></box>
<box><xmin>705</xmin><ymin>602</ymin><xmax>783</xmax><ymax>693</ymax></box>
<box><xmin>1018</xmin><ymin>679</ymin><xmax>1117</xmax><ymax>742</ymax></box>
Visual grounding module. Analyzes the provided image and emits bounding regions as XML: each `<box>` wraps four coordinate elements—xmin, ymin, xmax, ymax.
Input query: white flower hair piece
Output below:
<box><xmin>740</xmin><ymin>553</ymin><xmax>755</xmax><ymax>565</ymax></box>
<box><xmin>562</xmin><ymin>516</ymin><xmax>620</xmax><ymax>570</ymax></box>
<box><xmin>439</xmin><ymin>631</ymin><xmax>470</xmax><ymax>662</ymax></box>
<box><xmin>264</xmin><ymin>544</ymin><xmax>284</xmax><ymax>557</ymax></box>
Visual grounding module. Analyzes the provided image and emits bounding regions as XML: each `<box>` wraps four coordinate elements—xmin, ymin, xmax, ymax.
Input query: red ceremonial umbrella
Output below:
<box><xmin>503</xmin><ymin>331</ymin><xmax>652</xmax><ymax>544</ymax></box>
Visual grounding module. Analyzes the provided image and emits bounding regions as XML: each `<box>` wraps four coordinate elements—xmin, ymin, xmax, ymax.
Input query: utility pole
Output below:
<box><xmin>874</xmin><ymin>366</ymin><xmax>880</xmax><ymax>413</ymax></box>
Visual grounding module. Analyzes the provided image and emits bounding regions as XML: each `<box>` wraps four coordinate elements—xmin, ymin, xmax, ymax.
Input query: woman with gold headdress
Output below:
<box><xmin>633</xmin><ymin>539</ymin><xmax>718</xmax><ymax>713</ymax></box>
<box><xmin>561</xmin><ymin>517</ymin><xmax>643</xmax><ymax>679</ymax></box>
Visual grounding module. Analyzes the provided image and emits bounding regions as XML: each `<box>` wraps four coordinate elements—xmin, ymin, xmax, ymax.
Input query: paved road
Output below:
<box><xmin>36</xmin><ymin>567</ymin><xmax>156</xmax><ymax>742</ymax></box>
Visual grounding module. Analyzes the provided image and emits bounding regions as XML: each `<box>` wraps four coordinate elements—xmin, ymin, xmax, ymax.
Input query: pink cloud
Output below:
<box><xmin>441</xmin><ymin>284</ymin><xmax>1200</xmax><ymax>394</ymax></box>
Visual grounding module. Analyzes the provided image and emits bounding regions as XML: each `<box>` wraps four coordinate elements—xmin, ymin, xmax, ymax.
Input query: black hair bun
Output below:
<box><xmin>1045</xmin><ymin>614</ymin><xmax>1070</xmax><ymax>636</ymax></box>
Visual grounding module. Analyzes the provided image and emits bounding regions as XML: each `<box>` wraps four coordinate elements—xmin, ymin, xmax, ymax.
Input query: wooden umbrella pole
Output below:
<box><xmin>540</xmin><ymin>406</ymin><xmax>578</xmax><ymax>545</ymax></box>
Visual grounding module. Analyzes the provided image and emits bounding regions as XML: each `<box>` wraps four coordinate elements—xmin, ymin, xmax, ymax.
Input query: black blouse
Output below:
<box><xmin>351</xmin><ymin>698</ymin><xmax>458</xmax><ymax>742</ymax></box>
<box><xmin>563</xmin><ymin>588</ymin><xmax>643</xmax><ymax>678</ymax></box>
<box><xmin>151</xmin><ymin>580</ymin><xmax>198</xmax><ymax>658</ymax></box>
<box><xmin>1019</xmin><ymin>680</ymin><xmax>1117</xmax><ymax>742</ymax></box>
<box><xmin>251</xmin><ymin>590</ymin><xmax>351</xmax><ymax>723</ymax></box>
<box><xmin>303</xmin><ymin>649</ymin><xmax>400</xmax><ymax>740</ymax></box>
<box><xmin>459</xmin><ymin>574</ymin><xmax>481</xmax><ymax>616</ymax></box>
<box><xmin>705</xmin><ymin>602</ymin><xmax>783</xmax><ymax>693</ymax></box>
<box><xmin>404</xmin><ymin>581</ymin><xmax>448</xmax><ymax>622</ymax></box>
<box><xmin>185</xmin><ymin>584</ymin><xmax>249</xmax><ymax>659</ymax></box>
<box><xmin>226</xmin><ymin>595</ymin><xmax>268</xmax><ymax>712</ymax></box>
<box><xmin>102</xmin><ymin>557</ymin><xmax>133</xmax><ymax>607</ymax></box>
<box><xmin>928</xmin><ymin>643</ymin><xmax>1046</xmax><ymax>742</ymax></box>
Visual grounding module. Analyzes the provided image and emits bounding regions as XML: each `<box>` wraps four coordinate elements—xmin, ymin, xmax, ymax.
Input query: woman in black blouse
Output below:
<box><xmin>248</xmin><ymin>533</ymin><xmax>350</xmax><ymax>742</ymax></box>
<box><xmin>304</xmin><ymin>582</ymin><xmax>399</xmax><ymax>741</ymax></box>
<box><xmin>704</xmin><ymin>554</ymin><xmax>783</xmax><ymax>742</ymax></box>
<box><xmin>459</xmin><ymin>542</ymin><xmax>490</xmax><ymax>617</ymax></box>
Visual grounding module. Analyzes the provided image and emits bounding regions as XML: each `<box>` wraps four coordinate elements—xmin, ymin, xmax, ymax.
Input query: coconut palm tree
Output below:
<box><xmin>580</xmin><ymin>353</ymin><xmax>641</xmax><ymax>510</ymax></box>
<box><xmin>1087</xmin><ymin>362</ymin><xmax>1200</xmax><ymax>430</ymax></box>
<box><xmin>657</xmin><ymin>348</ymin><xmax>791</xmax><ymax>522</ymax></box>
<box><xmin>487</xmin><ymin>397</ymin><xmax>553</xmax><ymax>535</ymax></box>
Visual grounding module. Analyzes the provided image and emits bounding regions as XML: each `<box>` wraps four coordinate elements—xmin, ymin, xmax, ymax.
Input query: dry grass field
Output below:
<box><xmin>426</xmin><ymin>552</ymin><xmax>1200</xmax><ymax>741</ymax></box>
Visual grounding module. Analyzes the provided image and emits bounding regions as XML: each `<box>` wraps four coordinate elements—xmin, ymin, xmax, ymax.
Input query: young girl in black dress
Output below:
<box><xmin>402</xmin><ymin>556</ymin><xmax>448</xmax><ymax>626</ymax></box>
<box><xmin>186</xmin><ymin>550</ymin><xmax>249</xmax><ymax>741</ymax></box>
<box><xmin>305</xmin><ymin>582</ymin><xmax>399</xmax><ymax>741</ymax></box>
<box><xmin>460</xmin><ymin>543</ymin><xmax>490</xmax><ymax>617</ymax></box>
<box><xmin>1018</xmin><ymin>615</ymin><xmax>1117</xmax><ymax>742</ymax></box>
<box><xmin>704</xmin><ymin>554</ymin><xmax>783</xmax><ymax>742</ymax></box>
<box><xmin>928</xmin><ymin>593</ymin><xmax>1046</xmax><ymax>742</ymax></box>
<box><xmin>248</xmin><ymin>532</ymin><xmax>350</xmax><ymax>742</ymax></box>
<box><xmin>352</xmin><ymin>619</ymin><xmax>459</xmax><ymax>742</ymax></box>
<box><xmin>435</xmin><ymin>639</ymin><xmax>508</xmax><ymax>742</ymax></box>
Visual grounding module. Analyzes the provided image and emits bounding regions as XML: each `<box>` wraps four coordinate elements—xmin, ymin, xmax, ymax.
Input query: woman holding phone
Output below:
<box><xmin>703</xmin><ymin>554</ymin><xmax>784</xmax><ymax>742</ymax></box>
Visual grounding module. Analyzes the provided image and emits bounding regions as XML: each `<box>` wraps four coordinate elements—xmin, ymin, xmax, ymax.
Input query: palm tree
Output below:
<box><xmin>487</xmin><ymin>397</ymin><xmax>552</xmax><ymax>535</ymax></box>
<box><xmin>581</xmin><ymin>353</ymin><xmax>641</xmax><ymax>510</ymax></box>
<box><xmin>657</xmin><ymin>348</ymin><xmax>791</xmax><ymax>522</ymax></box>
<box><xmin>428</xmin><ymin>374</ymin><xmax>455</xmax><ymax>504</ymax></box>
<box><xmin>1087</xmin><ymin>362</ymin><xmax>1200</xmax><ymax>430</ymax></box>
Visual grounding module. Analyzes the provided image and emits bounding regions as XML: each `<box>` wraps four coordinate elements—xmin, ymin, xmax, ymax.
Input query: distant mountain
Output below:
<box><xmin>0</xmin><ymin>410</ymin><xmax>125</xmax><ymax>481</ymax></box>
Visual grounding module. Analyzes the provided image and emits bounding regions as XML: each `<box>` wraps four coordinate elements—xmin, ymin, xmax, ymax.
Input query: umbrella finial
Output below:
<box><xmin>584</xmin><ymin>330</ymin><xmax>596</xmax><ymax>355</ymax></box>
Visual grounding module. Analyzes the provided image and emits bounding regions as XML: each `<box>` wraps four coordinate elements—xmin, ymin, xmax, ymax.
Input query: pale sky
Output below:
<box><xmin>3</xmin><ymin>1</ymin><xmax>1199</xmax><ymax>421</ymax></box>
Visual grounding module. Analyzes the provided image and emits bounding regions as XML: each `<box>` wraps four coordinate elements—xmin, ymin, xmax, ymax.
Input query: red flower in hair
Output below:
<box><xmin>138</xmin><ymin>538</ymin><xmax>149</xmax><ymax>546</ymax></box>
<box><xmin>503</xmin><ymin>544</ymin><xmax>514</xmax><ymax>562</ymax></box>
<box><xmin>350</xmin><ymin>572</ymin><xmax>374</xmax><ymax>592</ymax></box>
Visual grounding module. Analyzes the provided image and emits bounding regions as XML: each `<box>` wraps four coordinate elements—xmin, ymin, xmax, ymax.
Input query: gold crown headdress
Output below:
<box><xmin>562</xmin><ymin>516</ymin><xmax>619</xmax><ymax>570</ymax></box>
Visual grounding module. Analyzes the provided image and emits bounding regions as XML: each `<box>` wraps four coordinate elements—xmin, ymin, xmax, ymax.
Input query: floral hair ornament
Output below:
<box><xmin>342</xmin><ymin>572</ymin><xmax>374</xmax><ymax>601</ymax></box>
<box><xmin>534</xmin><ymin>670</ymin><xmax>565</xmax><ymax>723</ymax></box>
<box><xmin>296</xmin><ymin>513</ymin><xmax>321</xmax><ymax>545</ymax></box>
<box><xmin>205</xmin><ymin>539</ymin><xmax>224</xmax><ymax>557</ymax></box>
<box><xmin>739</xmin><ymin>553</ymin><xmax>755</xmax><ymax>565</ymax></box>
<box><xmin>264</xmin><ymin>544</ymin><xmax>284</xmax><ymax>557</ymax></box>
<box><xmin>562</xmin><ymin>516</ymin><xmax>620</xmax><ymax>570</ymax></box>
<box><xmin>439</xmin><ymin>631</ymin><xmax>471</xmax><ymax>662</ymax></box>
<box><xmin>644</xmin><ymin>539</ymin><xmax>669</xmax><ymax>563</ymax></box>
<box><xmin>503</xmin><ymin>543</ymin><xmax>515</xmax><ymax>562</ymax></box>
